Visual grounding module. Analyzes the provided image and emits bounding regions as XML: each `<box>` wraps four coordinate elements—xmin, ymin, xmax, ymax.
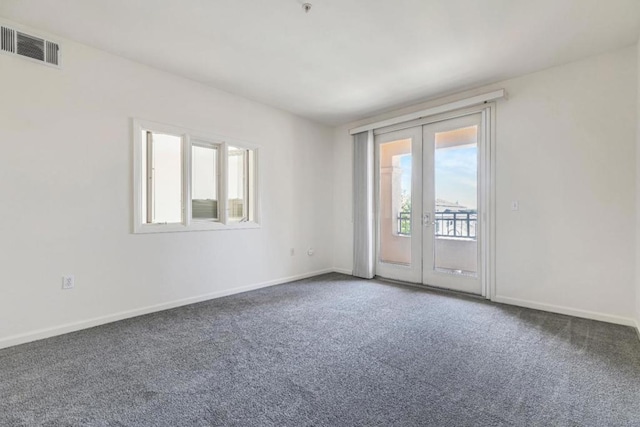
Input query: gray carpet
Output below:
<box><xmin>1</xmin><ymin>273</ymin><xmax>640</xmax><ymax>426</ymax></box>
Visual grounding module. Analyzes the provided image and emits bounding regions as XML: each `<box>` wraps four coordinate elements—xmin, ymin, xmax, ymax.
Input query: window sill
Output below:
<box><xmin>133</xmin><ymin>221</ymin><xmax>260</xmax><ymax>234</ymax></box>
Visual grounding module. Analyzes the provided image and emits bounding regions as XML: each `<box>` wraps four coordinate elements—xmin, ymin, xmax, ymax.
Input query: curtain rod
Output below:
<box><xmin>349</xmin><ymin>89</ymin><xmax>506</xmax><ymax>135</ymax></box>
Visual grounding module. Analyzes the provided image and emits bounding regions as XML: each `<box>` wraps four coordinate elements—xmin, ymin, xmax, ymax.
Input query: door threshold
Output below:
<box><xmin>374</xmin><ymin>275</ymin><xmax>486</xmax><ymax>300</ymax></box>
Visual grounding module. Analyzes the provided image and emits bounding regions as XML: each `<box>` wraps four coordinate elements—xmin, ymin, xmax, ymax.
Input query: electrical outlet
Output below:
<box><xmin>62</xmin><ymin>275</ymin><xmax>75</xmax><ymax>290</ymax></box>
<box><xmin>307</xmin><ymin>248</ymin><xmax>314</xmax><ymax>256</ymax></box>
<box><xmin>290</xmin><ymin>248</ymin><xmax>295</xmax><ymax>256</ymax></box>
<box><xmin>511</xmin><ymin>201</ymin><xmax>519</xmax><ymax>211</ymax></box>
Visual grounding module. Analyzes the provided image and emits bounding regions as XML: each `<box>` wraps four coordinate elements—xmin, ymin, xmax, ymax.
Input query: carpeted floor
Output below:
<box><xmin>1</xmin><ymin>273</ymin><xmax>639</xmax><ymax>426</ymax></box>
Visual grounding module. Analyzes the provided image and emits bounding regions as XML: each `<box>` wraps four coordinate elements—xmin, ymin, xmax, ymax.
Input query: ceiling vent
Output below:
<box><xmin>1</xmin><ymin>25</ymin><xmax>60</xmax><ymax>67</ymax></box>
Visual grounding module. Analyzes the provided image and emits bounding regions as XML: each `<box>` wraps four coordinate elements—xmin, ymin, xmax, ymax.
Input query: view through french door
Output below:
<box><xmin>375</xmin><ymin>112</ymin><xmax>485</xmax><ymax>295</ymax></box>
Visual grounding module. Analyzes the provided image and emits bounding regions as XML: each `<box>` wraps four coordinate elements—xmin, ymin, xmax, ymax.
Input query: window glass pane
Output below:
<box><xmin>141</xmin><ymin>130</ymin><xmax>147</xmax><ymax>221</ymax></box>
<box><xmin>228</xmin><ymin>146</ymin><xmax>251</xmax><ymax>222</ymax></box>
<box><xmin>192</xmin><ymin>144</ymin><xmax>218</xmax><ymax>220</ymax></box>
<box><xmin>149</xmin><ymin>132</ymin><xmax>182</xmax><ymax>224</ymax></box>
<box><xmin>247</xmin><ymin>149</ymin><xmax>256</xmax><ymax>222</ymax></box>
<box><xmin>434</xmin><ymin>125</ymin><xmax>478</xmax><ymax>276</ymax></box>
<box><xmin>378</xmin><ymin>138</ymin><xmax>412</xmax><ymax>265</ymax></box>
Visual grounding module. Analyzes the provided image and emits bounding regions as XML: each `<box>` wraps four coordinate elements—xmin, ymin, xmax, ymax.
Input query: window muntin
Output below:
<box><xmin>133</xmin><ymin>120</ymin><xmax>259</xmax><ymax>233</ymax></box>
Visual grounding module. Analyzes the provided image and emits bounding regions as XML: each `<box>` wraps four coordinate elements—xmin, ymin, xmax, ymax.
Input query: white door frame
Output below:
<box><xmin>374</xmin><ymin>127</ymin><xmax>423</xmax><ymax>284</ymax></box>
<box><xmin>373</xmin><ymin>103</ymin><xmax>496</xmax><ymax>299</ymax></box>
<box><xmin>422</xmin><ymin>113</ymin><xmax>483</xmax><ymax>295</ymax></box>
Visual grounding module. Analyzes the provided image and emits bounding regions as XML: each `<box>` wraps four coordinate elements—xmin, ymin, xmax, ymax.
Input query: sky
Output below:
<box><xmin>400</xmin><ymin>145</ymin><xmax>477</xmax><ymax>209</ymax></box>
<box><xmin>435</xmin><ymin>145</ymin><xmax>477</xmax><ymax>209</ymax></box>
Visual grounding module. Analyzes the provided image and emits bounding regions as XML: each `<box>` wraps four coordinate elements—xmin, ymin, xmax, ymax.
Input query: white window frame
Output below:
<box><xmin>189</xmin><ymin>139</ymin><xmax>222</xmax><ymax>224</ymax></box>
<box><xmin>132</xmin><ymin>118</ymin><xmax>260</xmax><ymax>233</ymax></box>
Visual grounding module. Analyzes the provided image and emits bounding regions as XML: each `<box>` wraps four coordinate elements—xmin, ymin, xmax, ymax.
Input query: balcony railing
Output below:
<box><xmin>397</xmin><ymin>211</ymin><xmax>477</xmax><ymax>238</ymax></box>
<box><xmin>397</xmin><ymin>212</ymin><xmax>411</xmax><ymax>236</ymax></box>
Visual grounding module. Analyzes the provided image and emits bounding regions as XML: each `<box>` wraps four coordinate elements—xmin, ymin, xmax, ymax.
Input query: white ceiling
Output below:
<box><xmin>1</xmin><ymin>0</ymin><xmax>639</xmax><ymax>125</ymax></box>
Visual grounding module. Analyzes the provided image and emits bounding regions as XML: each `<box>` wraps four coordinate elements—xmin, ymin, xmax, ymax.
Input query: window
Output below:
<box><xmin>133</xmin><ymin>119</ymin><xmax>259</xmax><ymax>233</ymax></box>
<box><xmin>142</xmin><ymin>131</ymin><xmax>183</xmax><ymax>224</ymax></box>
<box><xmin>191</xmin><ymin>142</ymin><xmax>219</xmax><ymax>221</ymax></box>
<box><xmin>228</xmin><ymin>146</ymin><xmax>256</xmax><ymax>222</ymax></box>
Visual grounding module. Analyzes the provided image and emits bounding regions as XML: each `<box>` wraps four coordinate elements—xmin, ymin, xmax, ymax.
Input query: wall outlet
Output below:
<box><xmin>62</xmin><ymin>275</ymin><xmax>75</xmax><ymax>290</ymax></box>
<box><xmin>307</xmin><ymin>248</ymin><xmax>314</xmax><ymax>256</ymax></box>
<box><xmin>511</xmin><ymin>201</ymin><xmax>519</xmax><ymax>211</ymax></box>
<box><xmin>290</xmin><ymin>248</ymin><xmax>295</xmax><ymax>256</ymax></box>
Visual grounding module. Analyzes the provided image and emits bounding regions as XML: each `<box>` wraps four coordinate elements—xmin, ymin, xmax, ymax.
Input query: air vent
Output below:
<box><xmin>17</xmin><ymin>32</ymin><xmax>44</xmax><ymax>61</ymax></box>
<box><xmin>46</xmin><ymin>41</ymin><xmax>59</xmax><ymax>65</ymax></box>
<box><xmin>1</xmin><ymin>26</ymin><xmax>15</xmax><ymax>53</ymax></box>
<box><xmin>0</xmin><ymin>25</ymin><xmax>60</xmax><ymax>67</ymax></box>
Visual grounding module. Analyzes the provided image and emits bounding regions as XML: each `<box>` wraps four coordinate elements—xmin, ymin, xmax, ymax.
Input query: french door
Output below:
<box><xmin>375</xmin><ymin>113</ymin><xmax>485</xmax><ymax>295</ymax></box>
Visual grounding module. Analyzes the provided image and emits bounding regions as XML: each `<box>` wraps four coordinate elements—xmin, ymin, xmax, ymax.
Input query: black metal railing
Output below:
<box><xmin>396</xmin><ymin>211</ymin><xmax>477</xmax><ymax>238</ymax></box>
<box><xmin>397</xmin><ymin>211</ymin><xmax>411</xmax><ymax>236</ymax></box>
<box><xmin>435</xmin><ymin>211</ymin><xmax>477</xmax><ymax>238</ymax></box>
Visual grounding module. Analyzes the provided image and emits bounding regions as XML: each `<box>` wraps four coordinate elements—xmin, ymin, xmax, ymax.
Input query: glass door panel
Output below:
<box><xmin>379</xmin><ymin>138</ymin><xmax>411</xmax><ymax>265</ymax></box>
<box><xmin>434</xmin><ymin>125</ymin><xmax>478</xmax><ymax>276</ymax></box>
<box><xmin>373</xmin><ymin>113</ymin><xmax>484</xmax><ymax>295</ymax></box>
<box><xmin>423</xmin><ymin>114</ymin><xmax>483</xmax><ymax>294</ymax></box>
<box><xmin>375</xmin><ymin>127</ymin><xmax>422</xmax><ymax>283</ymax></box>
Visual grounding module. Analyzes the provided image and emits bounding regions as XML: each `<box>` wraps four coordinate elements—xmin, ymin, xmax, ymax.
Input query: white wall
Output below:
<box><xmin>0</xmin><ymin>22</ymin><xmax>334</xmax><ymax>348</ymax></box>
<box><xmin>334</xmin><ymin>46</ymin><xmax>638</xmax><ymax>324</ymax></box>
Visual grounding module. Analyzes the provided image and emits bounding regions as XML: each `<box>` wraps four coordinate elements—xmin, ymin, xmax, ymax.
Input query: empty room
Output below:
<box><xmin>1</xmin><ymin>0</ymin><xmax>639</xmax><ymax>426</ymax></box>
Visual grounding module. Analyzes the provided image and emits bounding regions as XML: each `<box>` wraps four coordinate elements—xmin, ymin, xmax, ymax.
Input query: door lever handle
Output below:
<box><xmin>423</xmin><ymin>212</ymin><xmax>431</xmax><ymax>227</ymax></box>
<box><xmin>423</xmin><ymin>212</ymin><xmax>436</xmax><ymax>227</ymax></box>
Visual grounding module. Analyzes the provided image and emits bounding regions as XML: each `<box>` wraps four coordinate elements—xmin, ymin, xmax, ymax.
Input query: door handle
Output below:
<box><xmin>423</xmin><ymin>212</ymin><xmax>431</xmax><ymax>227</ymax></box>
<box><xmin>423</xmin><ymin>212</ymin><xmax>436</xmax><ymax>227</ymax></box>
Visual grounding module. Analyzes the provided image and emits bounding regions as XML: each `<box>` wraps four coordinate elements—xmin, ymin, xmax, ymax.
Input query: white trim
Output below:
<box><xmin>333</xmin><ymin>268</ymin><xmax>353</xmax><ymax>275</ymax></box>
<box><xmin>349</xmin><ymin>90</ymin><xmax>506</xmax><ymax>135</ymax></box>
<box><xmin>479</xmin><ymin>107</ymin><xmax>494</xmax><ymax>298</ymax></box>
<box><xmin>133</xmin><ymin>221</ymin><xmax>261</xmax><ymax>234</ymax></box>
<box><xmin>493</xmin><ymin>295</ymin><xmax>637</xmax><ymax>327</ymax></box>
<box><xmin>0</xmin><ymin>268</ymin><xmax>335</xmax><ymax>350</ymax></box>
<box><xmin>488</xmin><ymin>104</ymin><xmax>497</xmax><ymax>301</ymax></box>
<box><xmin>635</xmin><ymin>319</ymin><xmax>640</xmax><ymax>342</ymax></box>
<box><xmin>374</xmin><ymin>104</ymin><xmax>494</xmax><ymax>136</ymax></box>
<box><xmin>184</xmin><ymin>133</ymin><xmax>193</xmax><ymax>226</ymax></box>
<box><xmin>220</xmin><ymin>142</ymin><xmax>230</xmax><ymax>224</ymax></box>
<box><xmin>132</xmin><ymin>118</ymin><xmax>261</xmax><ymax>233</ymax></box>
<box><xmin>370</xmin><ymin>104</ymin><xmax>494</xmax><ymax>298</ymax></box>
<box><xmin>421</xmin><ymin>113</ymin><xmax>483</xmax><ymax>294</ymax></box>
<box><xmin>374</xmin><ymin>126</ymin><xmax>424</xmax><ymax>284</ymax></box>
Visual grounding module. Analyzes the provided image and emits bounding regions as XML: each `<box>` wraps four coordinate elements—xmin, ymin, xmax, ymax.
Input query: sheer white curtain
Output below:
<box><xmin>353</xmin><ymin>130</ymin><xmax>375</xmax><ymax>279</ymax></box>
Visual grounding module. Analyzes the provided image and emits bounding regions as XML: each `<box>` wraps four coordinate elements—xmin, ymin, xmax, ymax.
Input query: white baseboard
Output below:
<box><xmin>332</xmin><ymin>268</ymin><xmax>353</xmax><ymax>275</ymax></box>
<box><xmin>635</xmin><ymin>319</ymin><xmax>640</xmax><ymax>342</ymax></box>
<box><xmin>492</xmin><ymin>295</ymin><xmax>636</xmax><ymax>327</ymax></box>
<box><xmin>0</xmin><ymin>268</ymin><xmax>334</xmax><ymax>350</ymax></box>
